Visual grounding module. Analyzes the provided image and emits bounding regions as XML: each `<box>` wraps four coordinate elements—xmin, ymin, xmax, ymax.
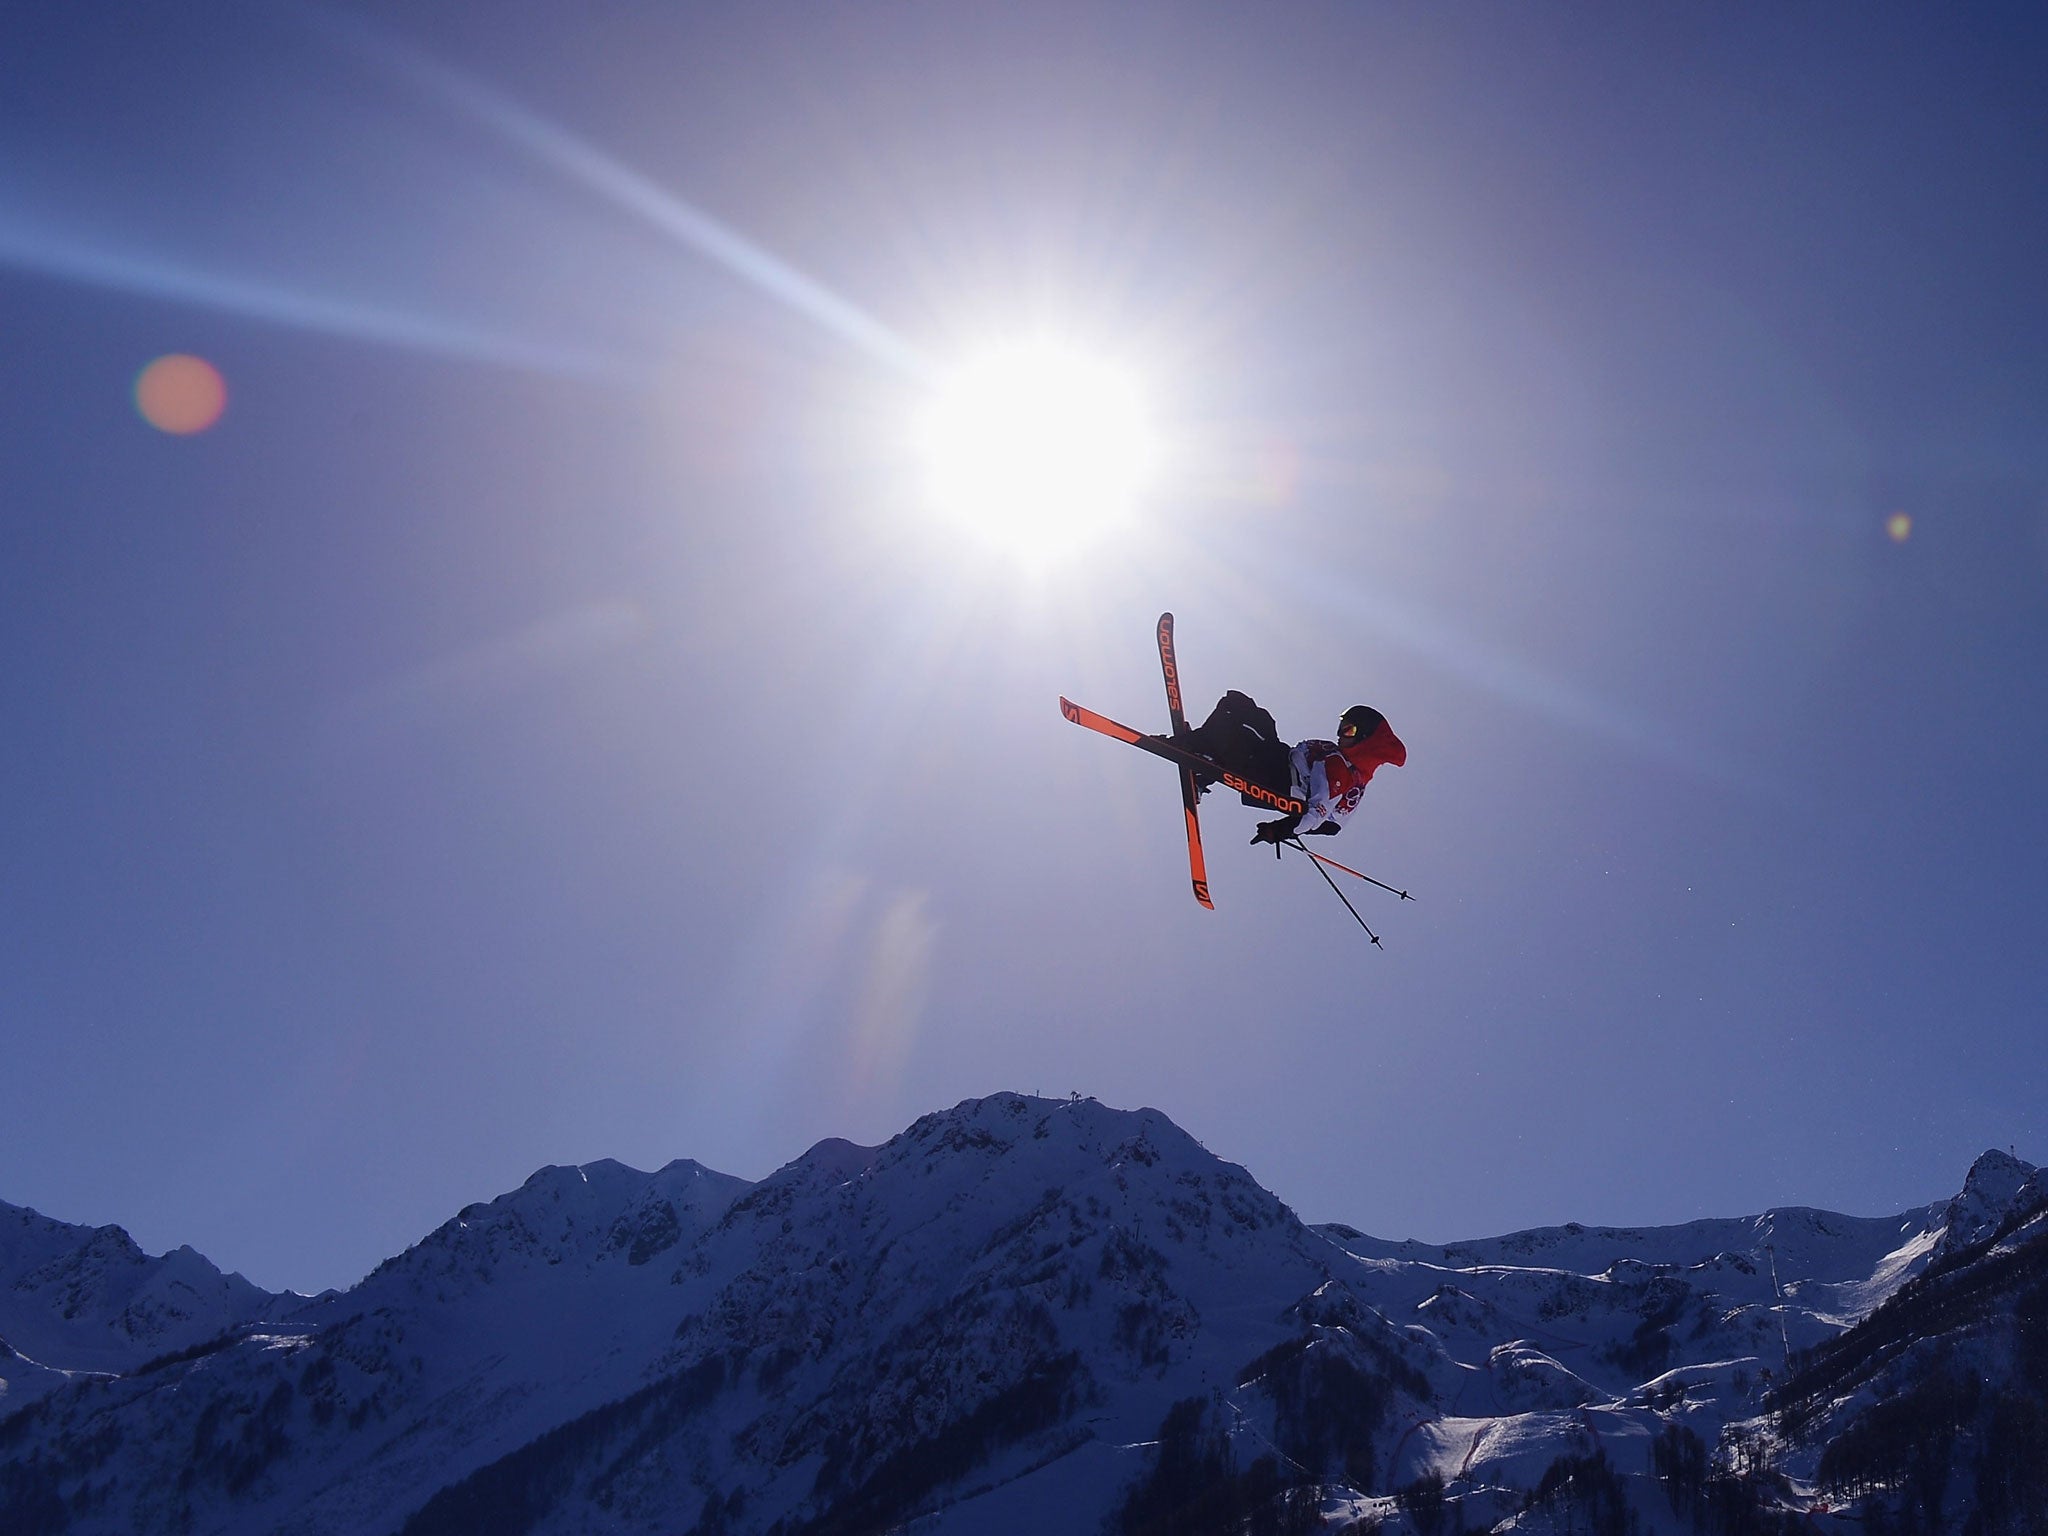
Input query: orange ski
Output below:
<box><xmin>1059</xmin><ymin>697</ymin><xmax>1305</xmax><ymax>817</ymax></box>
<box><xmin>1155</xmin><ymin>613</ymin><xmax>1213</xmax><ymax>908</ymax></box>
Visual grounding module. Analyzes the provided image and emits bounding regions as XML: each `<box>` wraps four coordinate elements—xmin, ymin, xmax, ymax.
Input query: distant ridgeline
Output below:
<box><xmin>3</xmin><ymin>1098</ymin><xmax>2044</xmax><ymax>1535</ymax></box>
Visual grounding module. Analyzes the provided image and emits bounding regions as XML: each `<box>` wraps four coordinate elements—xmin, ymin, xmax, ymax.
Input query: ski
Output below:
<box><xmin>1155</xmin><ymin>612</ymin><xmax>1212</xmax><ymax>908</ymax></box>
<box><xmin>1059</xmin><ymin>698</ymin><xmax>1306</xmax><ymax>818</ymax></box>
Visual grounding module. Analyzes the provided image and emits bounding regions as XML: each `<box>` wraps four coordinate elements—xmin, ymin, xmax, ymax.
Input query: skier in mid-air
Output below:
<box><xmin>1059</xmin><ymin>614</ymin><xmax>1409</xmax><ymax>930</ymax></box>
<box><xmin>1181</xmin><ymin>692</ymin><xmax>1407</xmax><ymax>846</ymax></box>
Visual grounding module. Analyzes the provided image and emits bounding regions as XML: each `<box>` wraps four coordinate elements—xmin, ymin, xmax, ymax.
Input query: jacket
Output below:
<box><xmin>1289</xmin><ymin>722</ymin><xmax>1407</xmax><ymax>834</ymax></box>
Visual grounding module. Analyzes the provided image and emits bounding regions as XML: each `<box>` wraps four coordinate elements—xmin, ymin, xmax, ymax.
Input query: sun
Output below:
<box><xmin>913</xmin><ymin>340</ymin><xmax>1159</xmax><ymax>563</ymax></box>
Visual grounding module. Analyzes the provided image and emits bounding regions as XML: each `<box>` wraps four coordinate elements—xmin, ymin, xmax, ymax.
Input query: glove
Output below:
<box><xmin>1250</xmin><ymin>815</ymin><xmax>1301</xmax><ymax>846</ymax></box>
<box><xmin>1306</xmin><ymin>821</ymin><xmax>1341</xmax><ymax>836</ymax></box>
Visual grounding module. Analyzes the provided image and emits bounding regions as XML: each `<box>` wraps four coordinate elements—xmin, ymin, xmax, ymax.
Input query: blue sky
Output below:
<box><xmin>4</xmin><ymin>3</ymin><xmax>2045</xmax><ymax>1294</ymax></box>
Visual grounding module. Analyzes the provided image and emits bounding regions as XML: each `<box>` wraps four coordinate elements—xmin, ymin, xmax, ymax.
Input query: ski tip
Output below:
<box><xmin>1059</xmin><ymin>696</ymin><xmax>1079</xmax><ymax>722</ymax></box>
<box><xmin>1192</xmin><ymin>878</ymin><xmax>1213</xmax><ymax>909</ymax></box>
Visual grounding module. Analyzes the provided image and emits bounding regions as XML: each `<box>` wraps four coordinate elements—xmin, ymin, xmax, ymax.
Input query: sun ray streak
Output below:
<box><xmin>317</xmin><ymin>11</ymin><xmax>932</xmax><ymax>381</ymax></box>
<box><xmin>0</xmin><ymin>212</ymin><xmax>609</xmax><ymax>374</ymax></box>
<box><xmin>1199</xmin><ymin>536</ymin><xmax>1777</xmax><ymax>795</ymax></box>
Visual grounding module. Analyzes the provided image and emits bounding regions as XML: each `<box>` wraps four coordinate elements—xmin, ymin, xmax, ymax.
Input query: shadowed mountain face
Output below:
<box><xmin>3</xmin><ymin>1098</ymin><xmax>2042</xmax><ymax>1536</ymax></box>
<box><xmin>0</xmin><ymin>1200</ymin><xmax>279</xmax><ymax>1386</ymax></box>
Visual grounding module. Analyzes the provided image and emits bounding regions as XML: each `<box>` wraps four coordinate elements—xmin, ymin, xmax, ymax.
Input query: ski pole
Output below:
<box><xmin>1297</xmin><ymin>846</ymin><xmax>1412</xmax><ymax>901</ymax></box>
<box><xmin>1289</xmin><ymin>839</ymin><xmax>1382</xmax><ymax>949</ymax></box>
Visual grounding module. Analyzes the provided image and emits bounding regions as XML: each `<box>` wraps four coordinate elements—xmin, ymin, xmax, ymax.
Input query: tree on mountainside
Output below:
<box><xmin>1395</xmin><ymin>1470</ymin><xmax>1446</xmax><ymax>1536</ymax></box>
<box><xmin>1525</xmin><ymin>1449</ymin><xmax>1637</xmax><ymax>1536</ymax></box>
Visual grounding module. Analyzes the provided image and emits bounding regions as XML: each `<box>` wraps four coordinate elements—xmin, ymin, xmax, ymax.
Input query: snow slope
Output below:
<box><xmin>1</xmin><ymin>1100</ymin><xmax>2039</xmax><ymax>1536</ymax></box>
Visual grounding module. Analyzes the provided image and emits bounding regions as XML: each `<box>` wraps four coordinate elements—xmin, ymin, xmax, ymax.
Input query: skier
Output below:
<box><xmin>1182</xmin><ymin>694</ymin><xmax>1406</xmax><ymax>846</ymax></box>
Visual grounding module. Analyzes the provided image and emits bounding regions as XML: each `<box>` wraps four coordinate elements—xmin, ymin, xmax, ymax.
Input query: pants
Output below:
<box><xmin>1185</xmin><ymin>691</ymin><xmax>1291</xmax><ymax>794</ymax></box>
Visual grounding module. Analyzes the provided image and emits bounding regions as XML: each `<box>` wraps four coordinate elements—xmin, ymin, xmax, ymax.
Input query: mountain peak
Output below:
<box><xmin>1962</xmin><ymin>1145</ymin><xmax>2036</xmax><ymax>1186</ymax></box>
<box><xmin>0</xmin><ymin>1202</ymin><xmax>277</xmax><ymax>1387</ymax></box>
<box><xmin>7</xmin><ymin>1109</ymin><xmax>2041</xmax><ymax>1535</ymax></box>
<box><xmin>362</xmin><ymin>1155</ymin><xmax>754</xmax><ymax>1300</ymax></box>
<box><xmin>1935</xmin><ymin>1146</ymin><xmax>2044</xmax><ymax>1257</ymax></box>
<box><xmin>903</xmin><ymin>1091</ymin><xmax>1216</xmax><ymax>1166</ymax></box>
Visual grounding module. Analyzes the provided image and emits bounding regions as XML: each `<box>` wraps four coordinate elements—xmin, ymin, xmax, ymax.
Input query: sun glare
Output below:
<box><xmin>915</xmin><ymin>341</ymin><xmax>1158</xmax><ymax>562</ymax></box>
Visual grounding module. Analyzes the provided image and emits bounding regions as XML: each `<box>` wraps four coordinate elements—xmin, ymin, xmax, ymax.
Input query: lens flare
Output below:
<box><xmin>136</xmin><ymin>354</ymin><xmax>227</xmax><ymax>435</ymax></box>
<box><xmin>1887</xmin><ymin>512</ymin><xmax>1912</xmax><ymax>543</ymax></box>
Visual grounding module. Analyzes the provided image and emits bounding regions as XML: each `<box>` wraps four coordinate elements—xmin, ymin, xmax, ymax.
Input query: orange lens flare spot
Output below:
<box><xmin>136</xmin><ymin>354</ymin><xmax>228</xmax><ymax>435</ymax></box>
<box><xmin>1886</xmin><ymin>512</ymin><xmax>1912</xmax><ymax>543</ymax></box>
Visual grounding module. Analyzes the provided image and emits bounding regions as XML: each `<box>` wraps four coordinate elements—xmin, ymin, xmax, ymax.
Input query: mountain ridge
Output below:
<box><xmin>4</xmin><ymin>1093</ymin><xmax>2041</xmax><ymax>1535</ymax></box>
<box><xmin>0</xmin><ymin>1197</ymin><xmax>278</xmax><ymax>1381</ymax></box>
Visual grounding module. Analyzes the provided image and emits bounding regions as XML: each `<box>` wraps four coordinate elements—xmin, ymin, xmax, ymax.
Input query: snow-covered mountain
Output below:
<box><xmin>0</xmin><ymin>1198</ymin><xmax>280</xmax><ymax>1410</ymax></box>
<box><xmin>2</xmin><ymin>1097</ymin><xmax>2042</xmax><ymax>1535</ymax></box>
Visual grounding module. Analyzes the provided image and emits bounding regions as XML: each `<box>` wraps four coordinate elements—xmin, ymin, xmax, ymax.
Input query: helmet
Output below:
<box><xmin>1337</xmin><ymin>705</ymin><xmax>1383</xmax><ymax>744</ymax></box>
